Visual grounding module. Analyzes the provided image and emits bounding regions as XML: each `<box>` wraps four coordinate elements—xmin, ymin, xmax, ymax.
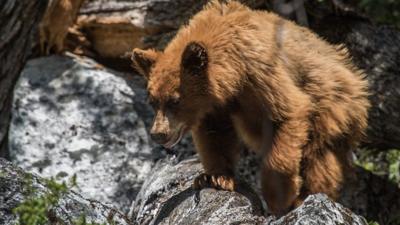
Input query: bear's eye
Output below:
<box><xmin>148</xmin><ymin>98</ymin><xmax>159</xmax><ymax>109</ymax></box>
<box><xmin>166</xmin><ymin>97</ymin><xmax>180</xmax><ymax>110</ymax></box>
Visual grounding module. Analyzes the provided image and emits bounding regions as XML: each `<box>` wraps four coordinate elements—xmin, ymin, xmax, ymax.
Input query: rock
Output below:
<box><xmin>0</xmin><ymin>154</ymin><xmax>369</xmax><ymax>225</ymax></box>
<box><xmin>130</xmin><ymin>156</ymin><xmax>367</xmax><ymax>225</ymax></box>
<box><xmin>130</xmin><ymin>156</ymin><xmax>267</xmax><ymax>225</ymax></box>
<box><xmin>0</xmin><ymin>158</ymin><xmax>132</xmax><ymax>225</ymax></box>
<box><xmin>269</xmin><ymin>194</ymin><xmax>368</xmax><ymax>225</ymax></box>
<box><xmin>339</xmin><ymin>167</ymin><xmax>400</xmax><ymax>225</ymax></box>
<box><xmin>8</xmin><ymin>53</ymin><xmax>160</xmax><ymax>212</ymax></box>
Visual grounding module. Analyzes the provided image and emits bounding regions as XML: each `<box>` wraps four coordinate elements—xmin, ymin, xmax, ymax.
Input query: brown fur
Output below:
<box><xmin>39</xmin><ymin>0</ymin><xmax>85</xmax><ymax>54</ymax></box>
<box><xmin>131</xmin><ymin>0</ymin><xmax>369</xmax><ymax>215</ymax></box>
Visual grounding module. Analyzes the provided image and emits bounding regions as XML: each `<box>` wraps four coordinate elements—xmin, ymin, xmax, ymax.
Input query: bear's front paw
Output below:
<box><xmin>192</xmin><ymin>173</ymin><xmax>236</xmax><ymax>191</ymax></box>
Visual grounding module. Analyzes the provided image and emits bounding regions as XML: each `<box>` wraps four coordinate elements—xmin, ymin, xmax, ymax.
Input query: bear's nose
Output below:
<box><xmin>150</xmin><ymin>132</ymin><xmax>168</xmax><ymax>144</ymax></box>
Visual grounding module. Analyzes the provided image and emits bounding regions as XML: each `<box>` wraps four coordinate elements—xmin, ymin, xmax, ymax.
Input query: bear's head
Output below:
<box><xmin>131</xmin><ymin>42</ymin><xmax>216</xmax><ymax>148</ymax></box>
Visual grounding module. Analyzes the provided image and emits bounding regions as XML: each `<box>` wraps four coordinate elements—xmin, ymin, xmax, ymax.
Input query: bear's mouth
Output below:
<box><xmin>162</xmin><ymin>125</ymin><xmax>188</xmax><ymax>149</ymax></box>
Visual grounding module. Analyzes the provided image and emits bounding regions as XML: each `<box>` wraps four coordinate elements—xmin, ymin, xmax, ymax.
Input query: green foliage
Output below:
<box><xmin>12</xmin><ymin>172</ymin><xmax>121</xmax><ymax>225</ymax></box>
<box><xmin>368</xmin><ymin>220</ymin><xmax>380</xmax><ymax>225</ymax></box>
<box><xmin>387</xmin><ymin>149</ymin><xmax>400</xmax><ymax>183</ymax></box>
<box><xmin>358</xmin><ymin>0</ymin><xmax>400</xmax><ymax>27</ymax></box>
<box><xmin>13</xmin><ymin>173</ymin><xmax>111</xmax><ymax>225</ymax></box>
<box><xmin>356</xmin><ymin>149</ymin><xmax>400</xmax><ymax>185</ymax></box>
<box><xmin>13</xmin><ymin>174</ymin><xmax>76</xmax><ymax>225</ymax></box>
<box><xmin>73</xmin><ymin>215</ymin><xmax>106</xmax><ymax>225</ymax></box>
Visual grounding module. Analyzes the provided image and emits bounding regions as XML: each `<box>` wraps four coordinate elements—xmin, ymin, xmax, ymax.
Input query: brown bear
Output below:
<box><xmin>39</xmin><ymin>0</ymin><xmax>84</xmax><ymax>54</ymax></box>
<box><xmin>131</xmin><ymin>0</ymin><xmax>369</xmax><ymax>214</ymax></box>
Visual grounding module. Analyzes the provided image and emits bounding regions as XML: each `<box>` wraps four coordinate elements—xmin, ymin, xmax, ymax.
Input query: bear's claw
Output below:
<box><xmin>192</xmin><ymin>173</ymin><xmax>236</xmax><ymax>191</ymax></box>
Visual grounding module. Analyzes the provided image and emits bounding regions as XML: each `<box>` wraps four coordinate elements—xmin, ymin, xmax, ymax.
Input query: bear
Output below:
<box><xmin>39</xmin><ymin>0</ymin><xmax>84</xmax><ymax>54</ymax></box>
<box><xmin>130</xmin><ymin>0</ymin><xmax>369</xmax><ymax>215</ymax></box>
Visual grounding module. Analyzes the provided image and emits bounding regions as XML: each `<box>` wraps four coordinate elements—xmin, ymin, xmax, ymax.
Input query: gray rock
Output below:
<box><xmin>270</xmin><ymin>194</ymin><xmax>367</xmax><ymax>225</ymax></box>
<box><xmin>130</xmin><ymin>156</ymin><xmax>367</xmax><ymax>225</ymax></box>
<box><xmin>130</xmin><ymin>156</ymin><xmax>266</xmax><ymax>225</ymax></box>
<box><xmin>9</xmin><ymin>53</ymin><xmax>159</xmax><ymax>212</ymax></box>
<box><xmin>0</xmin><ymin>154</ymin><xmax>368</xmax><ymax>225</ymax></box>
<box><xmin>338</xmin><ymin>167</ymin><xmax>400</xmax><ymax>225</ymax></box>
<box><xmin>0</xmin><ymin>158</ymin><xmax>132</xmax><ymax>225</ymax></box>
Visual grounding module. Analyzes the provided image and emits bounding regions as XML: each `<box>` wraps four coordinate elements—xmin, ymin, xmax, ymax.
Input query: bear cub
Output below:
<box><xmin>131</xmin><ymin>0</ymin><xmax>369</xmax><ymax>214</ymax></box>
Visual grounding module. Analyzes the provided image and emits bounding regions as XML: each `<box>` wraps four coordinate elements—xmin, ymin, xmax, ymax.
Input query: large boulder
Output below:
<box><xmin>0</xmin><ymin>158</ymin><xmax>131</xmax><ymax>225</ymax></box>
<box><xmin>8</xmin><ymin>53</ymin><xmax>165</xmax><ymax>212</ymax></box>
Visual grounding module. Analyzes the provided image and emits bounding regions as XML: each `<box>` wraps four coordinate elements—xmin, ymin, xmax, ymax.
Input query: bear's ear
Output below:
<box><xmin>131</xmin><ymin>48</ymin><xmax>159</xmax><ymax>78</ymax></box>
<box><xmin>181</xmin><ymin>42</ymin><xmax>208</xmax><ymax>76</ymax></box>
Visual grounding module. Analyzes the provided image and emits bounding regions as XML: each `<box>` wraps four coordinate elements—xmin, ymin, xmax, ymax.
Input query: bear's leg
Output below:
<box><xmin>296</xmin><ymin>150</ymin><xmax>346</xmax><ymax>205</ymax></box>
<box><xmin>191</xmin><ymin>111</ymin><xmax>241</xmax><ymax>191</ymax></box>
<box><xmin>261</xmin><ymin>168</ymin><xmax>302</xmax><ymax>215</ymax></box>
<box><xmin>261</xmin><ymin>119</ymin><xmax>307</xmax><ymax>215</ymax></box>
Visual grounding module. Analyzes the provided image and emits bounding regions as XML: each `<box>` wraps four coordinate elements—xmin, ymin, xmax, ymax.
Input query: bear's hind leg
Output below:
<box><xmin>297</xmin><ymin>149</ymin><xmax>347</xmax><ymax>204</ymax></box>
<box><xmin>191</xmin><ymin>111</ymin><xmax>241</xmax><ymax>191</ymax></box>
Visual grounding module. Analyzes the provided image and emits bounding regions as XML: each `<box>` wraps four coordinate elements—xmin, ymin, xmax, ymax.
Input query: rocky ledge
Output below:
<box><xmin>0</xmin><ymin>158</ymin><xmax>131</xmax><ymax>225</ymax></box>
<box><xmin>1</xmin><ymin>156</ymin><xmax>368</xmax><ymax>225</ymax></box>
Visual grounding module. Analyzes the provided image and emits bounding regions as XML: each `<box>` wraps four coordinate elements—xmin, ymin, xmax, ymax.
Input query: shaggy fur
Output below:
<box><xmin>131</xmin><ymin>0</ymin><xmax>369</xmax><ymax>214</ymax></box>
<box><xmin>39</xmin><ymin>0</ymin><xmax>84</xmax><ymax>54</ymax></box>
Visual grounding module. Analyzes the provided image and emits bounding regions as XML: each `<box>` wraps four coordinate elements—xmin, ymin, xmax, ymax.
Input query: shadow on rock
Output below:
<box><xmin>9</xmin><ymin>53</ymin><xmax>158</xmax><ymax>212</ymax></box>
<box><xmin>340</xmin><ymin>166</ymin><xmax>400</xmax><ymax>225</ymax></box>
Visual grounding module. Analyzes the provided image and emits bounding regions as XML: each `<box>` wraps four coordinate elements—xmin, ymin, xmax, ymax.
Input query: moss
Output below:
<box><xmin>368</xmin><ymin>221</ymin><xmax>380</xmax><ymax>225</ymax></box>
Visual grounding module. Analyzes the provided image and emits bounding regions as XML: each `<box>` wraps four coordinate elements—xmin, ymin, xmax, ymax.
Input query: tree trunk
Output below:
<box><xmin>0</xmin><ymin>0</ymin><xmax>48</xmax><ymax>158</ymax></box>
